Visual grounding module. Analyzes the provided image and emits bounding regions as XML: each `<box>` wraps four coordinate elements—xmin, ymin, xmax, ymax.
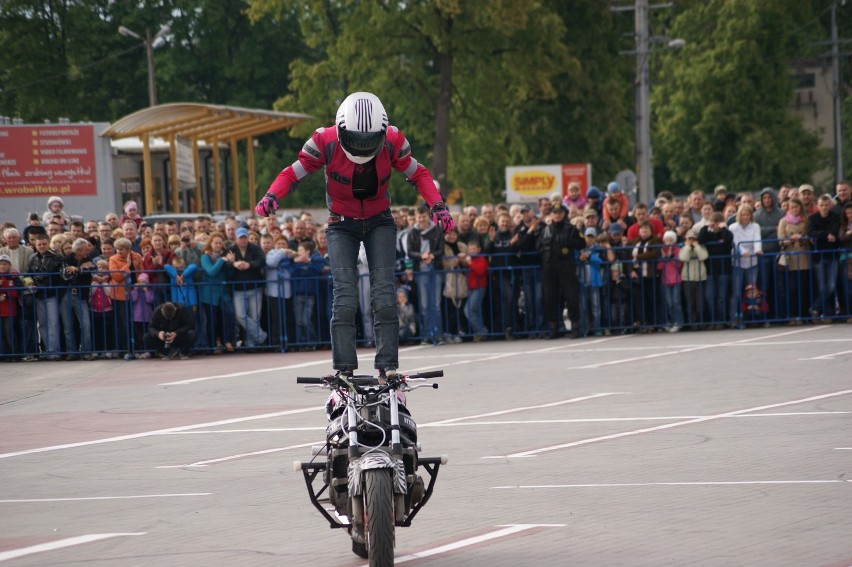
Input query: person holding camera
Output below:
<box><xmin>144</xmin><ymin>301</ymin><xmax>196</xmax><ymax>360</ymax></box>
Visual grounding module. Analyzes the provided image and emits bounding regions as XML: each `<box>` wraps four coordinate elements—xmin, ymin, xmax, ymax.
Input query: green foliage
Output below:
<box><xmin>653</xmin><ymin>0</ymin><xmax>824</xmax><ymax>193</ymax></box>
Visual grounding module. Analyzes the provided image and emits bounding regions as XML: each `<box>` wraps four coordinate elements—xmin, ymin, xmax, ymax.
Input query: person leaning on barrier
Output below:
<box><xmin>145</xmin><ymin>301</ymin><xmax>196</xmax><ymax>360</ymax></box>
<box><xmin>538</xmin><ymin>205</ymin><xmax>585</xmax><ymax>339</ymax></box>
<box><xmin>60</xmin><ymin>238</ymin><xmax>97</xmax><ymax>360</ymax></box>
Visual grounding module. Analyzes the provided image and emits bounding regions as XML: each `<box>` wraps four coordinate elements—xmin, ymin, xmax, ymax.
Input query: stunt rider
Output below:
<box><xmin>255</xmin><ymin>92</ymin><xmax>454</xmax><ymax>380</ymax></box>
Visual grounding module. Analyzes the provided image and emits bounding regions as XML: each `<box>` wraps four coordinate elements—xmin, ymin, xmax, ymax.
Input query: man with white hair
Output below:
<box><xmin>60</xmin><ymin>238</ymin><xmax>97</xmax><ymax>360</ymax></box>
<box><xmin>0</xmin><ymin>228</ymin><xmax>34</xmax><ymax>274</ymax></box>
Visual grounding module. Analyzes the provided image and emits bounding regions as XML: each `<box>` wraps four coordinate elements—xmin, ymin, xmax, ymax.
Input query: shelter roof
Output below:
<box><xmin>100</xmin><ymin>102</ymin><xmax>312</xmax><ymax>141</ymax></box>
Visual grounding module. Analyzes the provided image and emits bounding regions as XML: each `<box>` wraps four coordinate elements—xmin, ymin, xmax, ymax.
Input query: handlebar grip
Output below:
<box><xmin>415</xmin><ymin>370</ymin><xmax>443</xmax><ymax>379</ymax></box>
<box><xmin>296</xmin><ymin>377</ymin><xmax>323</xmax><ymax>384</ymax></box>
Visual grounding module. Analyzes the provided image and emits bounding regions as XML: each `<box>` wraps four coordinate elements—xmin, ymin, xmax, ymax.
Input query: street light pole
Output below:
<box><xmin>635</xmin><ymin>0</ymin><xmax>653</xmax><ymax>205</ymax></box>
<box><xmin>145</xmin><ymin>29</ymin><xmax>157</xmax><ymax>107</ymax></box>
<box><xmin>119</xmin><ymin>23</ymin><xmax>170</xmax><ymax>107</ymax></box>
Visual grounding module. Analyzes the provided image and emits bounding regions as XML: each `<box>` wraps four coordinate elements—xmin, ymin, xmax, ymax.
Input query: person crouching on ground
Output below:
<box><xmin>145</xmin><ymin>301</ymin><xmax>196</xmax><ymax>360</ymax></box>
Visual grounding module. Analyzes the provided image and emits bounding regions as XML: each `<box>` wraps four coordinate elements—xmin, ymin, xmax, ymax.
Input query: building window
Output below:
<box><xmin>792</xmin><ymin>73</ymin><xmax>815</xmax><ymax>89</ymax></box>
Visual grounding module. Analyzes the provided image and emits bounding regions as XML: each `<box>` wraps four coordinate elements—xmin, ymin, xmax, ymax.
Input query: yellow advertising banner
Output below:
<box><xmin>505</xmin><ymin>163</ymin><xmax>591</xmax><ymax>203</ymax></box>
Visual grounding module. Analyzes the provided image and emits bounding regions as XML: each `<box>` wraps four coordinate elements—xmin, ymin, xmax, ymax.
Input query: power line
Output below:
<box><xmin>0</xmin><ymin>43</ymin><xmax>144</xmax><ymax>95</ymax></box>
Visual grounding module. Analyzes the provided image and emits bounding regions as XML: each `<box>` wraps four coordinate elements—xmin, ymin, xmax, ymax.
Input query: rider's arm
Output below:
<box><xmin>264</xmin><ymin>128</ymin><xmax>328</xmax><ymax>200</ymax></box>
<box><xmin>387</xmin><ymin>127</ymin><xmax>443</xmax><ymax>208</ymax></box>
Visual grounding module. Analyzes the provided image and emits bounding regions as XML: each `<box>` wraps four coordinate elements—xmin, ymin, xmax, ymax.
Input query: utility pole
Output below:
<box><xmin>635</xmin><ymin>0</ymin><xmax>653</xmax><ymax>205</ymax></box>
<box><xmin>830</xmin><ymin>1</ymin><xmax>843</xmax><ymax>183</ymax></box>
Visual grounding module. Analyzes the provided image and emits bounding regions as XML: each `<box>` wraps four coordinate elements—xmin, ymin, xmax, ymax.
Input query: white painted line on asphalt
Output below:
<box><xmin>492</xmin><ymin>480</ymin><xmax>850</xmax><ymax>489</ymax></box>
<box><xmin>482</xmin><ymin>388</ymin><xmax>852</xmax><ymax>459</ymax></box>
<box><xmin>424</xmin><ymin>393</ymin><xmax>626</xmax><ymax>426</ymax></box>
<box><xmin>798</xmin><ymin>349</ymin><xmax>852</xmax><ymax>360</ymax></box>
<box><xmin>0</xmin><ymin>533</ymin><xmax>146</xmax><ymax>563</ymax></box>
<box><xmin>163</xmin><ymin>427</ymin><xmax>326</xmax><ymax>434</ymax></box>
<box><xmin>361</xmin><ymin>524</ymin><xmax>566</xmax><ymax>565</ymax></box>
<box><xmin>573</xmin><ymin>326</ymin><xmax>824</xmax><ymax>369</ymax></box>
<box><xmin>0</xmin><ymin>493</ymin><xmax>210</xmax><ymax>503</ymax></box>
<box><xmin>153</xmin><ymin>411</ymin><xmax>849</xmax><ymax>435</ymax></box>
<box><xmin>161</xmin><ymin>345</ymin><xmax>428</xmax><ymax>385</ymax></box>
<box><xmin>399</xmin><ymin>335</ymin><xmax>630</xmax><ymax>374</ymax></box>
<box><xmin>157</xmin><ymin>441</ymin><xmax>318</xmax><ymax>468</ymax></box>
<box><xmin>0</xmin><ymin>406</ymin><xmax>323</xmax><ymax>460</ymax></box>
<box><xmin>836</xmin><ymin>447</ymin><xmax>852</xmax><ymax>450</ymax></box>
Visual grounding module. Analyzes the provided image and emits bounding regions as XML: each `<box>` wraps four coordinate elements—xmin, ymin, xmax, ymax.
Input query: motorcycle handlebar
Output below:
<box><xmin>296</xmin><ymin>370</ymin><xmax>443</xmax><ymax>386</ymax></box>
<box><xmin>412</xmin><ymin>370</ymin><xmax>443</xmax><ymax>379</ymax></box>
<box><xmin>296</xmin><ymin>377</ymin><xmax>323</xmax><ymax>384</ymax></box>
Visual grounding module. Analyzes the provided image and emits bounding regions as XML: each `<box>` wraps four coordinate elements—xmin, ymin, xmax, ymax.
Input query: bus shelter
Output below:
<box><xmin>101</xmin><ymin>103</ymin><xmax>311</xmax><ymax>215</ymax></box>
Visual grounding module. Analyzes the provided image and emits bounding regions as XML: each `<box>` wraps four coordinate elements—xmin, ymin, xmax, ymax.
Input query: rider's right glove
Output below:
<box><xmin>255</xmin><ymin>192</ymin><xmax>279</xmax><ymax>217</ymax></box>
<box><xmin>430</xmin><ymin>201</ymin><xmax>455</xmax><ymax>234</ymax></box>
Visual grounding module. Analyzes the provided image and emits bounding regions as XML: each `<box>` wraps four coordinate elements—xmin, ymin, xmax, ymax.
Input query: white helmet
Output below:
<box><xmin>336</xmin><ymin>92</ymin><xmax>388</xmax><ymax>164</ymax></box>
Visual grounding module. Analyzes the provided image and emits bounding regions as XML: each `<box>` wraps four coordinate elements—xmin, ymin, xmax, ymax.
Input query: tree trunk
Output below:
<box><xmin>432</xmin><ymin>51</ymin><xmax>452</xmax><ymax>193</ymax></box>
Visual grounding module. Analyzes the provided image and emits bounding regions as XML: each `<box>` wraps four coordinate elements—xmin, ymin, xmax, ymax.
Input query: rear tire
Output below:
<box><xmin>364</xmin><ymin>469</ymin><xmax>395</xmax><ymax>566</ymax></box>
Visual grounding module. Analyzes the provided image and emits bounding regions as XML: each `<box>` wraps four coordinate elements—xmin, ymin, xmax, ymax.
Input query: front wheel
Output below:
<box><xmin>364</xmin><ymin>469</ymin><xmax>395</xmax><ymax>566</ymax></box>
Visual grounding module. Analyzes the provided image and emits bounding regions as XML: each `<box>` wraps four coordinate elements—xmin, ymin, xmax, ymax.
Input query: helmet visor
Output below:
<box><xmin>339</xmin><ymin>129</ymin><xmax>386</xmax><ymax>158</ymax></box>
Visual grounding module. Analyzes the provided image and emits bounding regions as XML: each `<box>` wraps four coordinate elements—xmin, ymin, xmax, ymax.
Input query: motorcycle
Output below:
<box><xmin>294</xmin><ymin>370</ymin><xmax>447</xmax><ymax>566</ymax></box>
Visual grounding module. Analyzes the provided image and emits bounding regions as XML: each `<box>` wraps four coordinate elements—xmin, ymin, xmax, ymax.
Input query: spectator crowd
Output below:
<box><xmin>1</xmin><ymin>179</ymin><xmax>850</xmax><ymax>362</ymax></box>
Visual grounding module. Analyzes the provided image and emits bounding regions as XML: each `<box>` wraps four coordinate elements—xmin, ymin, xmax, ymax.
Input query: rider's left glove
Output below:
<box><xmin>255</xmin><ymin>193</ymin><xmax>279</xmax><ymax>217</ymax></box>
<box><xmin>430</xmin><ymin>201</ymin><xmax>455</xmax><ymax>234</ymax></box>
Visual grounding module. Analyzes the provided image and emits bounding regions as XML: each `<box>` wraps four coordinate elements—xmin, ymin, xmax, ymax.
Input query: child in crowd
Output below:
<box><xmin>658</xmin><ymin>230</ymin><xmax>684</xmax><ymax>332</ymax></box>
<box><xmin>289</xmin><ymin>240</ymin><xmax>326</xmax><ymax>346</ymax></box>
<box><xmin>0</xmin><ymin>255</ymin><xmax>21</xmax><ymax>358</ymax></box>
<box><xmin>164</xmin><ymin>255</ymin><xmax>199</xmax><ymax>308</ymax></box>
<box><xmin>605</xmin><ymin>224</ymin><xmax>631</xmax><ymax>332</ymax></box>
<box><xmin>130</xmin><ymin>272</ymin><xmax>155</xmax><ymax>357</ymax></box>
<box><xmin>90</xmin><ymin>259</ymin><xmax>116</xmax><ymax>358</ymax></box>
<box><xmin>397</xmin><ymin>288</ymin><xmax>417</xmax><ymax>345</ymax></box>
<box><xmin>741</xmin><ymin>284</ymin><xmax>768</xmax><ymax>327</ymax></box>
<box><xmin>578</xmin><ymin>227</ymin><xmax>605</xmax><ymax>336</ymax></box>
<box><xmin>463</xmin><ymin>239</ymin><xmax>489</xmax><ymax>341</ymax></box>
<box><xmin>678</xmin><ymin>229</ymin><xmax>708</xmax><ymax>330</ymax></box>
<box><xmin>562</xmin><ymin>182</ymin><xmax>587</xmax><ymax>211</ymax></box>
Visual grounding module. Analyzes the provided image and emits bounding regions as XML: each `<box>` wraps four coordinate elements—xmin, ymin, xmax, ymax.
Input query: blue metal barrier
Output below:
<box><xmin>1</xmin><ymin>247</ymin><xmax>849</xmax><ymax>360</ymax></box>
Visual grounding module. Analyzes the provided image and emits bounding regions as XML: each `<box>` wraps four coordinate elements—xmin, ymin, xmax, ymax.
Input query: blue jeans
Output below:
<box><xmin>60</xmin><ymin>290</ymin><xmax>92</xmax><ymax>353</ymax></box>
<box><xmin>521</xmin><ymin>268</ymin><xmax>544</xmax><ymax>333</ymax></box>
<box><xmin>463</xmin><ymin>287</ymin><xmax>487</xmax><ymax>335</ymax></box>
<box><xmin>233</xmin><ymin>287</ymin><xmax>267</xmax><ymax>347</ymax></box>
<box><xmin>35</xmin><ymin>295</ymin><xmax>60</xmax><ymax>355</ymax></box>
<box><xmin>731</xmin><ymin>266</ymin><xmax>758</xmax><ymax>321</ymax></box>
<box><xmin>581</xmin><ymin>285</ymin><xmax>601</xmax><ymax>335</ymax></box>
<box><xmin>415</xmin><ymin>268</ymin><xmax>443</xmax><ymax>341</ymax></box>
<box><xmin>704</xmin><ymin>274</ymin><xmax>729</xmax><ymax>325</ymax></box>
<box><xmin>294</xmin><ymin>294</ymin><xmax>317</xmax><ymax>344</ymax></box>
<box><xmin>812</xmin><ymin>258</ymin><xmax>838</xmax><ymax>316</ymax></box>
<box><xmin>326</xmin><ymin>210</ymin><xmax>397</xmax><ymax>372</ymax></box>
<box><xmin>663</xmin><ymin>284</ymin><xmax>684</xmax><ymax>327</ymax></box>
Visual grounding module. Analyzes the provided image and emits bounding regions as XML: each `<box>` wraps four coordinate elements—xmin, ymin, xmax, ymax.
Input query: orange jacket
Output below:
<box><xmin>109</xmin><ymin>251</ymin><xmax>143</xmax><ymax>301</ymax></box>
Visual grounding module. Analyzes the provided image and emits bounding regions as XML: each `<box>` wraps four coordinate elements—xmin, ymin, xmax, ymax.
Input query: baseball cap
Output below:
<box><xmin>608</xmin><ymin>223</ymin><xmax>624</xmax><ymax>234</ymax></box>
<box><xmin>714</xmin><ymin>184</ymin><xmax>727</xmax><ymax>196</ymax></box>
<box><xmin>584</xmin><ymin>227</ymin><xmax>597</xmax><ymax>237</ymax></box>
<box><xmin>686</xmin><ymin>229</ymin><xmax>698</xmax><ymax>240</ymax></box>
<box><xmin>235</xmin><ymin>227</ymin><xmax>249</xmax><ymax>238</ymax></box>
<box><xmin>552</xmin><ymin>205</ymin><xmax>568</xmax><ymax>214</ymax></box>
<box><xmin>799</xmin><ymin>184</ymin><xmax>814</xmax><ymax>193</ymax></box>
<box><xmin>583</xmin><ymin>209</ymin><xmax>598</xmax><ymax>218</ymax></box>
<box><xmin>0</xmin><ymin>254</ymin><xmax>11</xmax><ymax>263</ymax></box>
<box><xmin>520</xmin><ymin>204</ymin><xmax>531</xmax><ymax>212</ymax></box>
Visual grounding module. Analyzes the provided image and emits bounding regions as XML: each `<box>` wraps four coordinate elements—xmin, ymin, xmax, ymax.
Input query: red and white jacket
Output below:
<box><xmin>265</xmin><ymin>126</ymin><xmax>442</xmax><ymax>219</ymax></box>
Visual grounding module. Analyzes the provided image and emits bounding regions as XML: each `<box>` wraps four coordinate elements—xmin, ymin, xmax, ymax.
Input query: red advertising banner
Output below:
<box><xmin>561</xmin><ymin>163</ymin><xmax>592</xmax><ymax>198</ymax></box>
<box><xmin>0</xmin><ymin>125</ymin><xmax>97</xmax><ymax>197</ymax></box>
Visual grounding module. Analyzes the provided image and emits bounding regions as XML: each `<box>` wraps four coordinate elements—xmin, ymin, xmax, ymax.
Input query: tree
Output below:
<box><xmin>248</xmin><ymin>0</ymin><xmax>574</xmax><ymax>204</ymax></box>
<box><xmin>653</xmin><ymin>0</ymin><xmax>823</xmax><ymax>193</ymax></box>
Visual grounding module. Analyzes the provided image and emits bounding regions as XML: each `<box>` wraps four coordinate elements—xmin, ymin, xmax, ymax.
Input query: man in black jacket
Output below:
<box><xmin>406</xmin><ymin>205</ymin><xmax>445</xmax><ymax>344</ymax></box>
<box><xmin>229</xmin><ymin>226</ymin><xmax>268</xmax><ymax>348</ymax></box>
<box><xmin>808</xmin><ymin>194</ymin><xmax>842</xmax><ymax>319</ymax></box>
<box><xmin>538</xmin><ymin>205</ymin><xmax>585</xmax><ymax>339</ymax></box>
<box><xmin>145</xmin><ymin>302</ymin><xmax>196</xmax><ymax>360</ymax></box>
<box><xmin>27</xmin><ymin>233</ymin><xmax>63</xmax><ymax>360</ymax></box>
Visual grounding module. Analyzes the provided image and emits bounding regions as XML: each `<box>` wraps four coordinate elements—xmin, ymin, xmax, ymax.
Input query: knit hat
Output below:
<box><xmin>663</xmin><ymin>230</ymin><xmax>677</xmax><ymax>243</ymax></box>
<box><xmin>136</xmin><ymin>272</ymin><xmax>149</xmax><ymax>283</ymax></box>
<box><xmin>607</xmin><ymin>181</ymin><xmax>621</xmax><ymax>193</ymax></box>
<box><xmin>47</xmin><ymin>196</ymin><xmax>64</xmax><ymax>208</ymax></box>
<box><xmin>586</xmin><ymin>186</ymin><xmax>601</xmax><ymax>199</ymax></box>
<box><xmin>124</xmin><ymin>201</ymin><xmax>138</xmax><ymax>213</ymax></box>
